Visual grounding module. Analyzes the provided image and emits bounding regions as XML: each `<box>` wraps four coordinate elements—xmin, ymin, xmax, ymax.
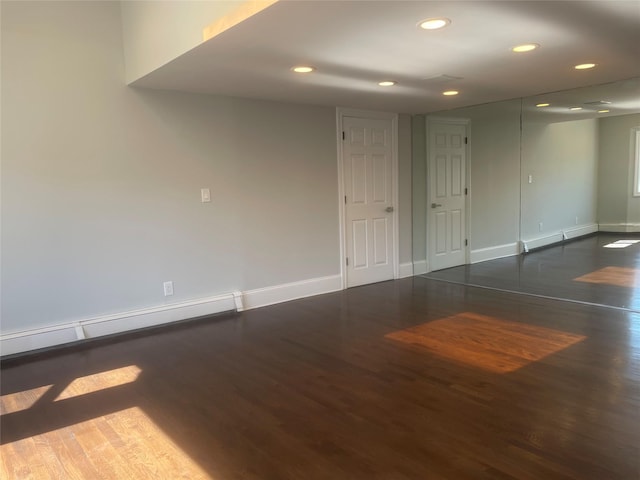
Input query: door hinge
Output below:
<box><xmin>345</xmin><ymin>195</ymin><xmax>347</xmax><ymax>204</ymax></box>
<box><xmin>465</xmin><ymin>137</ymin><xmax>468</xmax><ymax>144</ymax></box>
<box><xmin>346</xmin><ymin>257</ymin><xmax>349</xmax><ymax>266</ymax></box>
<box><xmin>465</xmin><ymin>239</ymin><xmax>468</xmax><ymax>246</ymax></box>
<box><xmin>342</xmin><ymin>131</ymin><xmax>345</xmax><ymax>140</ymax></box>
<box><xmin>464</xmin><ymin>187</ymin><xmax>468</xmax><ymax>195</ymax></box>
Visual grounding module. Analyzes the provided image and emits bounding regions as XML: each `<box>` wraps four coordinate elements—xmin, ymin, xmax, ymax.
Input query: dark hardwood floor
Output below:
<box><xmin>423</xmin><ymin>233</ymin><xmax>640</xmax><ymax>311</ymax></box>
<box><xmin>2</xmin><ymin>238</ymin><xmax>640</xmax><ymax>479</ymax></box>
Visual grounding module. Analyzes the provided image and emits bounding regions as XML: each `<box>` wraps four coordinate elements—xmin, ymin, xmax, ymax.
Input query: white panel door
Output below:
<box><xmin>343</xmin><ymin>116</ymin><xmax>395</xmax><ymax>287</ymax></box>
<box><xmin>428</xmin><ymin>121</ymin><xmax>467</xmax><ymax>271</ymax></box>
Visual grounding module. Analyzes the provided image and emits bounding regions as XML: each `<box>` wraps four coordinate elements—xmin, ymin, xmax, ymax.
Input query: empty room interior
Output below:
<box><xmin>1</xmin><ymin>1</ymin><xmax>640</xmax><ymax>479</ymax></box>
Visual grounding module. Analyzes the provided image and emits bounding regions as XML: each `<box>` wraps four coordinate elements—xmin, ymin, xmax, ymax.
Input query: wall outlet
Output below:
<box><xmin>201</xmin><ymin>188</ymin><xmax>211</xmax><ymax>203</ymax></box>
<box><xmin>575</xmin><ymin>216</ymin><xmax>579</xmax><ymax>225</ymax></box>
<box><xmin>538</xmin><ymin>222</ymin><xmax>543</xmax><ymax>232</ymax></box>
<box><xmin>528</xmin><ymin>174</ymin><xmax>533</xmax><ymax>184</ymax></box>
<box><xmin>163</xmin><ymin>281</ymin><xmax>174</xmax><ymax>296</ymax></box>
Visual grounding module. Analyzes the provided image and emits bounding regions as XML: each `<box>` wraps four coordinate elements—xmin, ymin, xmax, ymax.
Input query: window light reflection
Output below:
<box><xmin>385</xmin><ymin>312</ymin><xmax>585</xmax><ymax>373</ymax></box>
<box><xmin>603</xmin><ymin>240</ymin><xmax>640</xmax><ymax>249</ymax></box>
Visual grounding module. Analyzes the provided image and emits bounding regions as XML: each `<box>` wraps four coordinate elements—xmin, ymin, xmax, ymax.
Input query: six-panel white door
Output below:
<box><xmin>428</xmin><ymin>121</ymin><xmax>467</xmax><ymax>271</ymax></box>
<box><xmin>343</xmin><ymin>116</ymin><xmax>395</xmax><ymax>287</ymax></box>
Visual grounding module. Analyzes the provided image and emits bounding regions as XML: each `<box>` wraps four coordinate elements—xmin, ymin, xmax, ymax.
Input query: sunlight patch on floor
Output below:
<box><xmin>385</xmin><ymin>312</ymin><xmax>586</xmax><ymax>373</ymax></box>
<box><xmin>0</xmin><ymin>406</ymin><xmax>213</xmax><ymax>479</ymax></box>
<box><xmin>603</xmin><ymin>239</ymin><xmax>640</xmax><ymax>249</ymax></box>
<box><xmin>55</xmin><ymin>365</ymin><xmax>142</xmax><ymax>401</ymax></box>
<box><xmin>0</xmin><ymin>385</ymin><xmax>52</xmax><ymax>414</ymax></box>
<box><xmin>574</xmin><ymin>266</ymin><xmax>640</xmax><ymax>288</ymax></box>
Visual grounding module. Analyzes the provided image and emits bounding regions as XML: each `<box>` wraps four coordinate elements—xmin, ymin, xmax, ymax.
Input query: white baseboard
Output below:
<box><xmin>470</xmin><ymin>242</ymin><xmax>520</xmax><ymax>264</ymax></box>
<box><xmin>522</xmin><ymin>233</ymin><xmax>564</xmax><ymax>252</ymax></box>
<box><xmin>522</xmin><ymin>223</ymin><xmax>598</xmax><ymax>252</ymax></box>
<box><xmin>398</xmin><ymin>262</ymin><xmax>414</xmax><ymax>278</ymax></box>
<box><xmin>2</xmin><ymin>274</ymin><xmax>345</xmax><ymax>356</ymax></box>
<box><xmin>240</xmin><ymin>274</ymin><xmax>342</xmax><ymax>311</ymax></box>
<box><xmin>413</xmin><ymin>260</ymin><xmax>428</xmax><ymax>275</ymax></box>
<box><xmin>598</xmin><ymin>223</ymin><xmax>640</xmax><ymax>233</ymax></box>
<box><xmin>566</xmin><ymin>223</ymin><xmax>599</xmax><ymax>238</ymax></box>
<box><xmin>1</xmin><ymin>293</ymin><xmax>240</xmax><ymax>357</ymax></box>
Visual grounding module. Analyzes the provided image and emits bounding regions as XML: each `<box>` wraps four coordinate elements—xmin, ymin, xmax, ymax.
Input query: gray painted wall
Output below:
<box><xmin>2</xmin><ymin>1</ymin><xmax>412</xmax><ymax>335</ymax></box>
<box><xmin>521</xmin><ymin>119</ymin><xmax>598</xmax><ymax>239</ymax></box>
<box><xmin>598</xmin><ymin>113</ymin><xmax>640</xmax><ymax>226</ymax></box>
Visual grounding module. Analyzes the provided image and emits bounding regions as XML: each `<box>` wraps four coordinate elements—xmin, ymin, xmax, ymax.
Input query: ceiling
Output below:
<box><xmin>132</xmin><ymin>0</ymin><xmax>640</xmax><ymax>114</ymax></box>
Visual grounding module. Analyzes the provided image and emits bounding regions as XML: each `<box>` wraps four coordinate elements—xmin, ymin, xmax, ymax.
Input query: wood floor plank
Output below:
<box><xmin>52</xmin><ymin>428</ymin><xmax>102</xmax><ymax>480</ymax></box>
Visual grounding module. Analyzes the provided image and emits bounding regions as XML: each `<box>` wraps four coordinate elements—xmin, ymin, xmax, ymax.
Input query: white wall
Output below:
<box><xmin>598</xmin><ymin>113</ymin><xmax>640</xmax><ymax>230</ymax></box>
<box><xmin>1</xmin><ymin>1</ymin><xmax>341</xmax><ymax>335</ymax></box>
<box><xmin>521</xmin><ymin>119</ymin><xmax>599</xmax><ymax>242</ymax></box>
<box><xmin>1</xmin><ymin>1</ymin><xmax>413</xmax><ymax>352</ymax></box>
<box><xmin>120</xmin><ymin>0</ymin><xmax>264</xmax><ymax>84</ymax></box>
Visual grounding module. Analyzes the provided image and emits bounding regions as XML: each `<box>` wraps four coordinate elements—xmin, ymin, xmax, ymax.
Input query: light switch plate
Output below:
<box><xmin>201</xmin><ymin>188</ymin><xmax>211</xmax><ymax>203</ymax></box>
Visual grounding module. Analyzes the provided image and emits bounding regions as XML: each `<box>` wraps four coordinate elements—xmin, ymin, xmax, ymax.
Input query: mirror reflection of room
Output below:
<box><xmin>415</xmin><ymin>77</ymin><xmax>640</xmax><ymax>309</ymax></box>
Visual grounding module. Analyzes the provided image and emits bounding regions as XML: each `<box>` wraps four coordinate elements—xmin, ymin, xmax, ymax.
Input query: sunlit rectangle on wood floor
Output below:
<box><xmin>574</xmin><ymin>266</ymin><xmax>640</xmax><ymax>288</ymax></box>
<box><xmin>385</xmin><ymin>312</ymin><xmax>586</xmax><ymax>373</ymax></box>
<box><xmin>54</xmin><ymin>365</ymin><xmax>142</xmax><ymax>401</ymax></box>
<box><xmin>0</xmin><ymin>406</ymin><xmax>212</xmax><ymax>479</ymax></box>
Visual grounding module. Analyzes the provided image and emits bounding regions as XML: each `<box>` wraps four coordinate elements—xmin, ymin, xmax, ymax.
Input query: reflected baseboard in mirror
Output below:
<box><xmin>421</xmin><ymin>233</ymin><xmax>640</xmax><ymax>313</ymax></box>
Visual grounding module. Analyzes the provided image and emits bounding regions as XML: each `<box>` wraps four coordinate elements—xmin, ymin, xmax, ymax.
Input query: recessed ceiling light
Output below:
<box><xmin>419</xmin><ymin>18</ymin><xmax>450</xmax><ymax>30</ymax></box>
<box><xmin>569</xmin><ymin>107</ymin><xmax>583</xmax><ymax>111</ymax></box>
<box><xmin>378</xmin><ymin>81</ymin><xmax>396</xmax><ymax>87</ymax></box>
<box><xmin>291</xmin><ymin>66</ymin><xmax>315</xmax><ymax>73</ymax></box>
<box><xmin>574</xmin><ymin>63</ymin><xmax>596</xmax><ymax>70</ymax></box>
<box><xmin>598</xmin><ymin>109</ymin><xmax>610</xmax><ymax>113</ymax></box>
<box><xmin>536</xmin><ymin>103</ymin><xmax>550</xmax><ymax>107</ymax></box>
<box><xmin>512</xmin><ymin>43</ymin><xmax>539</xmax><ymax>53</ymax></box>
<box><xmin>443</xmin><ymin>90</ymin><xmax>459</xmax><ymax>96</ymax></box>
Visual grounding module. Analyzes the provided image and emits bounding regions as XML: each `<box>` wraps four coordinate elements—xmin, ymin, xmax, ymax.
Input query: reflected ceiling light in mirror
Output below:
<box><xmin>569</xmin><ymin>107</ymin><xmax>583</xmax><ymax>111</ymax></box>
<box><xmin>574</xmin><ymin>63</ymin><xmax>597</xmax><ymax>70</ymax></box>
<box><xmin>512</xmin><ymin>43</ymin><xmax>539</xmax><ymax>53</ymax></box>
<box><xmin>378</xmin><ymin>81</ymin><xmax>397</xmax><ymax>87</ymax></box>
<box><xmin>418</xmin><ymin>18</ymin><xmax>450</xmax><ymax>30</ymax></box>
<box><xmin>536</xmin><ymin>103</ymin><xmax>550</xmax><ymax>107</ymax></box>
<box><xmin>598</xmin><ymin>109</ymin><xmax>610</xmax><ymax>113</ymax></box>
<box><xmin>443</xmin><ymin>90</ymin><xmax>459</xmax><ymax>96</ymax></box>
<box><xmin>291</xmin><ymin>66</ymin><xmax>315</xmax><ymax>73</ymax></box>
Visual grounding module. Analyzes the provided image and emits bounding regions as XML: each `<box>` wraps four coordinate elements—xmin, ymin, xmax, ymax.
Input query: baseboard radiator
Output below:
<box><xmin>1</xmin><ymin>291</ymin><xmax>243</xmax><ymax>358</ymax></box>
<box><xmin>521</xmin><ymin>223</ymin><xmax>598</xmax><ymax>253</ymax></box>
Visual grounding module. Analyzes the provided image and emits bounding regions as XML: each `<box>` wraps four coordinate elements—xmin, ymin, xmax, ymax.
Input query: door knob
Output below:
<box><xmin>385</xmin><ymin>206</ymin><xmax>394</xmax><ymax>213</ymax></box>
<box><xmin>431</xmin><ymin>203</ymin><xmax>442</xmax><ymax>208</ymax></box>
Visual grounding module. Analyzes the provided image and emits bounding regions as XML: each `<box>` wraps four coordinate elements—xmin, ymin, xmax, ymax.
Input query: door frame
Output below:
<box><xmin>337</xmin><ymin>108</ymin><xmax>399</xmax><ymax>289</ymax></box>
<box><xmin>425</xmin><ymin>116</ymin><xmax>471</xmax><ymax>272</ymax></box>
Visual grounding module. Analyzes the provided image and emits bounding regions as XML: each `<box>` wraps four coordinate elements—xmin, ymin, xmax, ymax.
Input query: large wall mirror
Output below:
<box><xmin>412</xmin><ymin>77</ymin><xmax>640</xmax><ymax>272</ymax></box>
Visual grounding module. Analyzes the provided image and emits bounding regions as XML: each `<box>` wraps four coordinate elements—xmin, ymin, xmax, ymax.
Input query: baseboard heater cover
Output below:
<box><xmin>1</xmin><ymin>291</ymin><xmax>242</xmax><ymax>357</ymax></box>
<box><xmin>522</xmin><ymin>223</ymin><xmax>598</xmax><ymax>253</ymax></box>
